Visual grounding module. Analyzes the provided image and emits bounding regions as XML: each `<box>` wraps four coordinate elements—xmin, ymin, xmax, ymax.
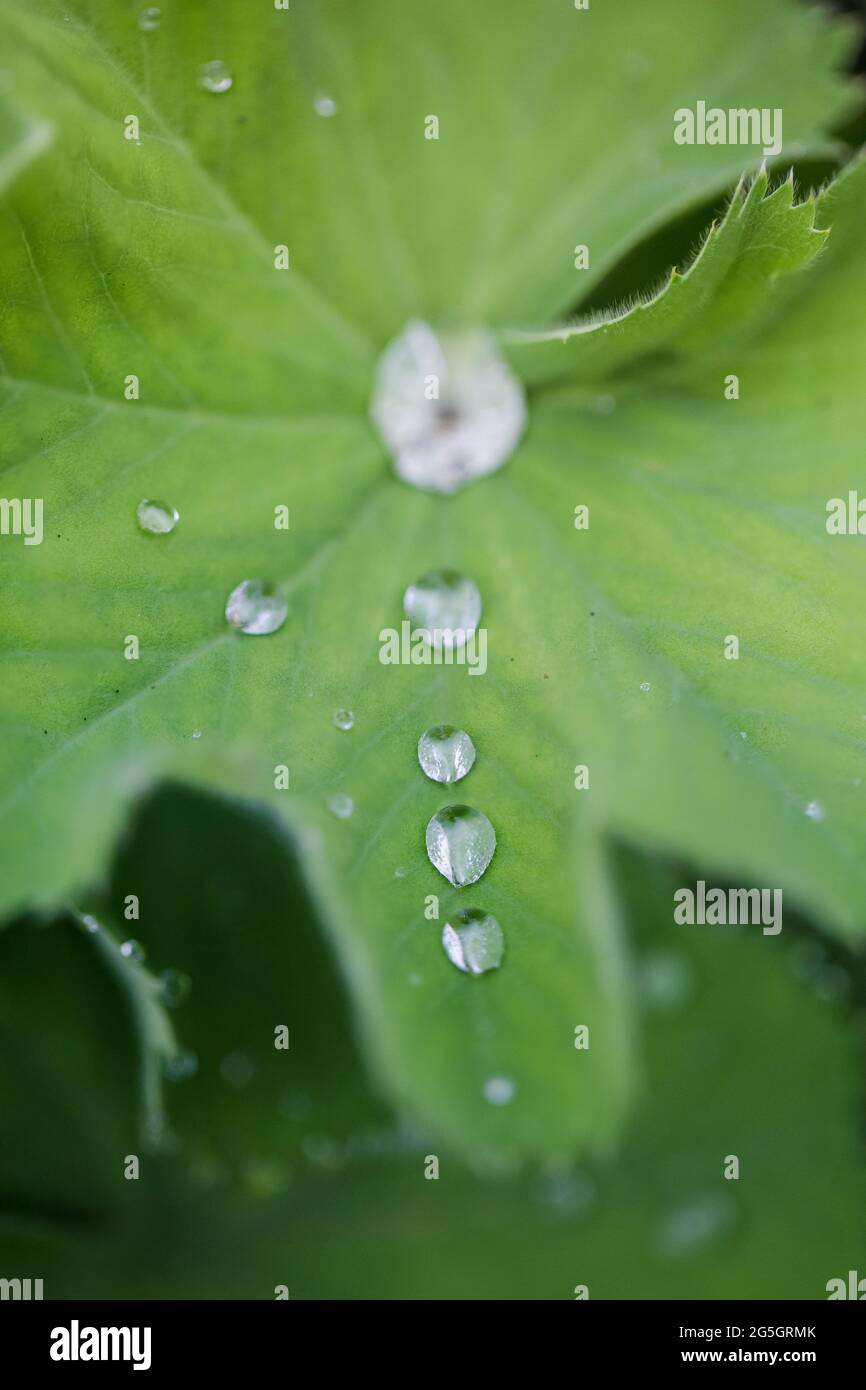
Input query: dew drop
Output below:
<box><xmin>483</xmin><ymin>1076</ymin><xmax>515</xmax><ymax>1106</ymax></box>
<box><xmin>442</xmin><ymin>907</ymin><xmax>503</xmax><ymax>975</ymax></box>
<box><xmin>120</xmin><ymin>938</ymin><xmax>145</xmax><ymax>963</ymax></box>
<box><xmin>333</xmin><ymin>709</ymin><xmax>354</xmax><ymax>731</ymax></box>
<box><xmin>403</xmin><ymin>569</ymin><xmax>481</xmax><ymax>651</ymax></box>
<box><xmin>394</xmin><ymin>865</ymin><xmax>408</xmax><ymax>879</ymax></box>
<box><xmin>654</xmin><ymin>1194</ymin><xmax>738</xmax><ymax>1259</ymax></box>
<box><xmin>639</xmin><ymin>681</ymin><xmax>651</xmax><ymax>693</ymax></box>
<box><xmin>639</xmin><ymin>951</ymin><xmax>693</xmax><ymax>1012</ymax></box>
<box><xmin>164</xmin><ymin>1048</ymin><xmax>198</xmax><ymax>1082</ymax></box>
<box><xmin>225</xmin><ymin>579</ymin><xmax>287</xmax><ymax>635</ymax></box>
<box><xmin>136</xmin><ymin>498</ymin><xmax>178</xmax><ymax>535</ymax></box>
<box><xmin>138</xmin><ymin>6</ymin><xmax>161</xmax><ymax>31</ymax></box>
<box><xmin>328</xmin><ymin>793</ymin><xmax>354</xmax><ymax>820</ymax></box>
<box><xmin>418</xmin><ymin>724</ymin><xmax>476</xmax><ymax>783</ymax></box>
<box><xmin>426</xmin><ymin>804</ymin><xmax>496</xmax><ymax>886</ymax></box>
<box><xmin>371</xmin><ymin>319</ymin><xmax>526</xmax><ymax>494</ymax></box>
<box><xmin>220</xmin><ymin>1051</ymin><xmax>256</xmax><ymax>1087</ymax></box>
<box><xmin>159</xmin><ymin>967</ymin><xmax>191</xmax><ymax>1007</ymax></box>
<box><xmin>81</xmin><ymin>913</ymin><xmax>100</xmax><ymax>934</ymax></box>
<box><xmin>191</xmin><ymin>729</ymin><xmax>202</xmax><ymax>740</ymax></box>
<box><xmin>532</xmin><ymin>1167</ymin><xmax>596</xmax><ymax>1216</ymax></box>
<box><xmin>314</xmin><ymin>94</ymin><xmax>337</xmax><ymax>117</ymax></box>
<box><xmin>198</xmin><ymin>59</ymin><xmax>233</xmax><ymax>93</ymax></box>
<box><xmin>804</xmin><ymin>799</ymin><xmax>825</xmax><ymax>822</ymax></box>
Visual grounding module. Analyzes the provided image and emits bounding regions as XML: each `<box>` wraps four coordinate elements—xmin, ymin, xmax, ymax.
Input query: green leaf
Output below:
<box><xmin>1</xmin><ymin>0</ymin><xmax>865</xmax><ymax>1163</ymax></box>
<box><xmin>505</xmin><ymin>167</ymin><xmax>831</xmax><ymax>386</ymax></box>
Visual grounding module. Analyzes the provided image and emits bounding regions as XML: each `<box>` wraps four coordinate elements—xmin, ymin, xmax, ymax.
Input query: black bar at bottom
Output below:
<box><xmin>0</xmin><ymin>1298</ymin><xmax>862</xmax><ymax>1372</ymax></box>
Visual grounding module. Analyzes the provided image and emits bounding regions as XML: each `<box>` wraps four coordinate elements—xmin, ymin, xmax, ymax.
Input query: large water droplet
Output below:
<box><xmin>225</xmin><ymin>580</ymin><xmax>287</xmax><ymax>635</ymax></box>
<box><xmin>371</xmin><ymin>319</ymin><xmax>526</xmax><ymax>494</ymax></box>
<box><xmin>426</xmin><ymin>804</ymin><xmax>496</xmax><ymax>886</ymax></box>
<box><xmin>442</xmin><ymin>907</ymin><xmax>503</xmax><ymax>975</ymax></box>
<box><xmin>403</xmin><ymin>569</ymin><xmax>481</xmax><ymax>651</ymax></box>
<box><xmin>418</xmin><ymin>725</ymin><xmax>476</xmax><ymax>783</ymax></box>
<box><xmin>333</xmin><ymin>709</ymin><xmax>354</xmax><ymax>731</ymax></box>
<box><xmin>138</xmin><ymin>6</ymin><xmax>161</xmax><ymax>31</ymax></box>
<box><xmin>198</xmin><ymin>59</ymin><xmax>233</xmax><ymax>93</ymax></box>
<box><xmin>136</xmin><ymin>498</ymin><xmax>178</xmax><ymax>534</ymax></box>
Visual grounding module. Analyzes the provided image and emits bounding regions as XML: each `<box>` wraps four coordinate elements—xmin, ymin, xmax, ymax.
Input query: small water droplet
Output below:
<box><xmin>198</xmin><ymin>59</ymin><xmax>233</xmax><ymax>93</ymax></box>
<box><xmin>159</xmin><ymin>968</ymin><xmax>191</xmax><ymax>1007</ymax></box>
<box><xmin>81</xmin><ymin>913</ymin><xmax>100</xmax><ymax>934</ymax></box>
<box><xmin>314</xmin><ymin>94</ymin><xmax>337</xmax><ymax>117</ymax></box>
<box><xmin>654</xmin><ymin>1194</ymin><xmax>737</xmax><ymax>1258</ymax></box>
<box><xmin>804</xmin><ymin>799</ymin><xmax>825</xmax><ymax>822</ymax></box>
<box><xmin>483</xmin><ymin>1076</ymin><xmax>515</xmax><ymax>1105</ymax></box>
<box><xmin>328</xmin><ymin>793</ymin><xmax>354</xmax><ymax>820</ymax></box>
<box><xmin>394</xmin><ymin>865</ymin><xmax>408</xmax><ymax>879</ymax></box>
<box><xmin>333</xmin><ymin>708</ymin><xmax>354</xmax><ymax>731</ymax></box>
<box><xmin>371</xmin><ymin>319</ymin><xmax>526</xmax><ymax>494</ymax></box>
<box><xmin>220</xmin><ymin>1051</ymin><xmax>256</xmax><ymax>1087</ymax></box>
<box><xmin>403</xmin><ymin>569</ymin><xmax>481</xmax><ymax>651</ymax></box>
<box><xmin>442</xmin><ymin>908</ymin><xmax>503</xmax><ymax>975</ymax></box>
<box><xmin>138</xmin><ymin>6</ymin><xmax>161</xmax><ymax>31</ymax></box>
<box><xmin>136</xmin><ymin>498</ymin><xmax>178</xmax><ymax>534</ymax></box>
<box><xmin>426</xmin><ymin>804</ymin><xmax>496</xmax><ymax>886</ymax></box>
<box><xmin>191</xmin><ymin>729</ymin><xmax>202</xmax><ymax>740</ymax></box>
<box><xmin>417</xmin><ymin>724</ymin><xmax>476</xmax><ymax>783</ymax></box>
<box><xmin>120</xmin><ymin>938</ymin><xmax>145</xmax><ymax>963</ymax></box>
<box><xmin>639</xmin><ymin>681</ymin><xmax>651</xmax><ymax>693</ymax></box>
<box><xmin>225</xmin><ymin>579</ymin><xmax>287</xmax><ymax>635</ymax></box>
<box><xmin>639</xmin><ymin>951</ymin><xmax>693</xmax><ymax>1012</ymax></box>
<box><xmin>164</xmin><ymin>1048</ymin><xmax>198</xmax><ymax>1082</ymax></box>
<box><xmin>532</xmin><ymin>1167</ymin><xmax>596</xmax><ymax>1216</ymax></box>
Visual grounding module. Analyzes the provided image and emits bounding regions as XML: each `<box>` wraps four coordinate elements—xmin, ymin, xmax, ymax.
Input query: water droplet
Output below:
<box><xmin>394</xmin><ymin>865</ymin><xmax>408</xmax><ymax>879</ymax></box>
<box><xmin>418</xmin><ymin>725</ymin><xmax>476</xmax><ymax>783</ymax></box>
<box><xmin>804</xmin><ymin>799</ymin><xmax>825</xmax><ymax>822</ymax></box>
<box><xmin>198</xmin><ymin>59</ymin><xmax>233</xmax><ymax>93</ymax></box>
<box><xmin>333</xmin><ymin>709</ymin><xmax>354</xmax><ymax>731</ymax></box>
<box><xmin>595</xmin><ymin>393</ymin><xmax>616</xmax><ymax>415</ymax></box>
<box><xmin>225</xmin><ymin>579</ymin><xmax>287</xmax><ymax>635</ymax></box>
<box><xmin>371</xmin><ymin>319</ymin><xmax>526</xmax><ymax>494</ymax></box>
<box><xmin>81</xmin><ymin>913</ymin><xmax>100</xmax><ymax>934</ymax></box>
<box><xmin>639</xmin><ymin>951</ymin><xmax>693</xmax><ymax>1012</ymax></box>
<box><xmin>314</xmin><ymin>94</ymin><xmax>337</xmax><ymax>117</ymax></box>
<box><xmin>164</xmin><ymin>1048</ymin><xmax>198</xmax><ymax>1082</ymax></box>
<box><xmin>220</xmin><ymin>1051</ymin><xmax>256</xmax><ymax>1087</ymax></box>
<box><xmin>138</xmin><ymin>6</ymin><xmax>161</xmax><ymax>31</ymax></box>
<box><xmin>120</xmin><ymin>938</ymin><xmax>145</xmax><ymax>963</ymax></box>
<box><xmin>426</xmin><ymin>804</ymin><xmax>496</xmax><ymax>887</ymax></box>
<box><xmin>532</xmin><ymin>1167</ymin><xmax>596</xmax><ymax>1216</ymax></box>
<box><xmin>654</xmin><ymin>1194</ymin><xmax>738</xmax><ymax>1258</ymax></box>
<box><xmin>639</xmin><ymin>681</ymin><xmax>651</xmax><ymax>693</ymax></box>
<box><xmin>403</xmin><ymin>569</ymin><xmax>481</xmax><ymax>651</ymax></box>
<box><xmin>136</xmin><ymin>498</ymin><xmax>178</xmax><ymax>535</ymax></box>
<box><xmin>483</xmin><ymin>1076</ymin><xmax>515</xmax><ymax>1105</ymax></box>
<box><xmin>328</xmin><ymin>793</ymin><xmax>354</xmax><ymax>819</ymax></box>
<box><xmin>442</xmin><ymin>908</ymin><xmax>503</xmax><ymax>975</ymax></box>
<box><xmin>159</xmin><ymin>968</ymin><xmax>191</xmax><ymax>1007</ymax></box>
<box><xmin>191</xmin><ymin>729</ymin><xmax>202</xmax><ymax>740</ymax></box>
